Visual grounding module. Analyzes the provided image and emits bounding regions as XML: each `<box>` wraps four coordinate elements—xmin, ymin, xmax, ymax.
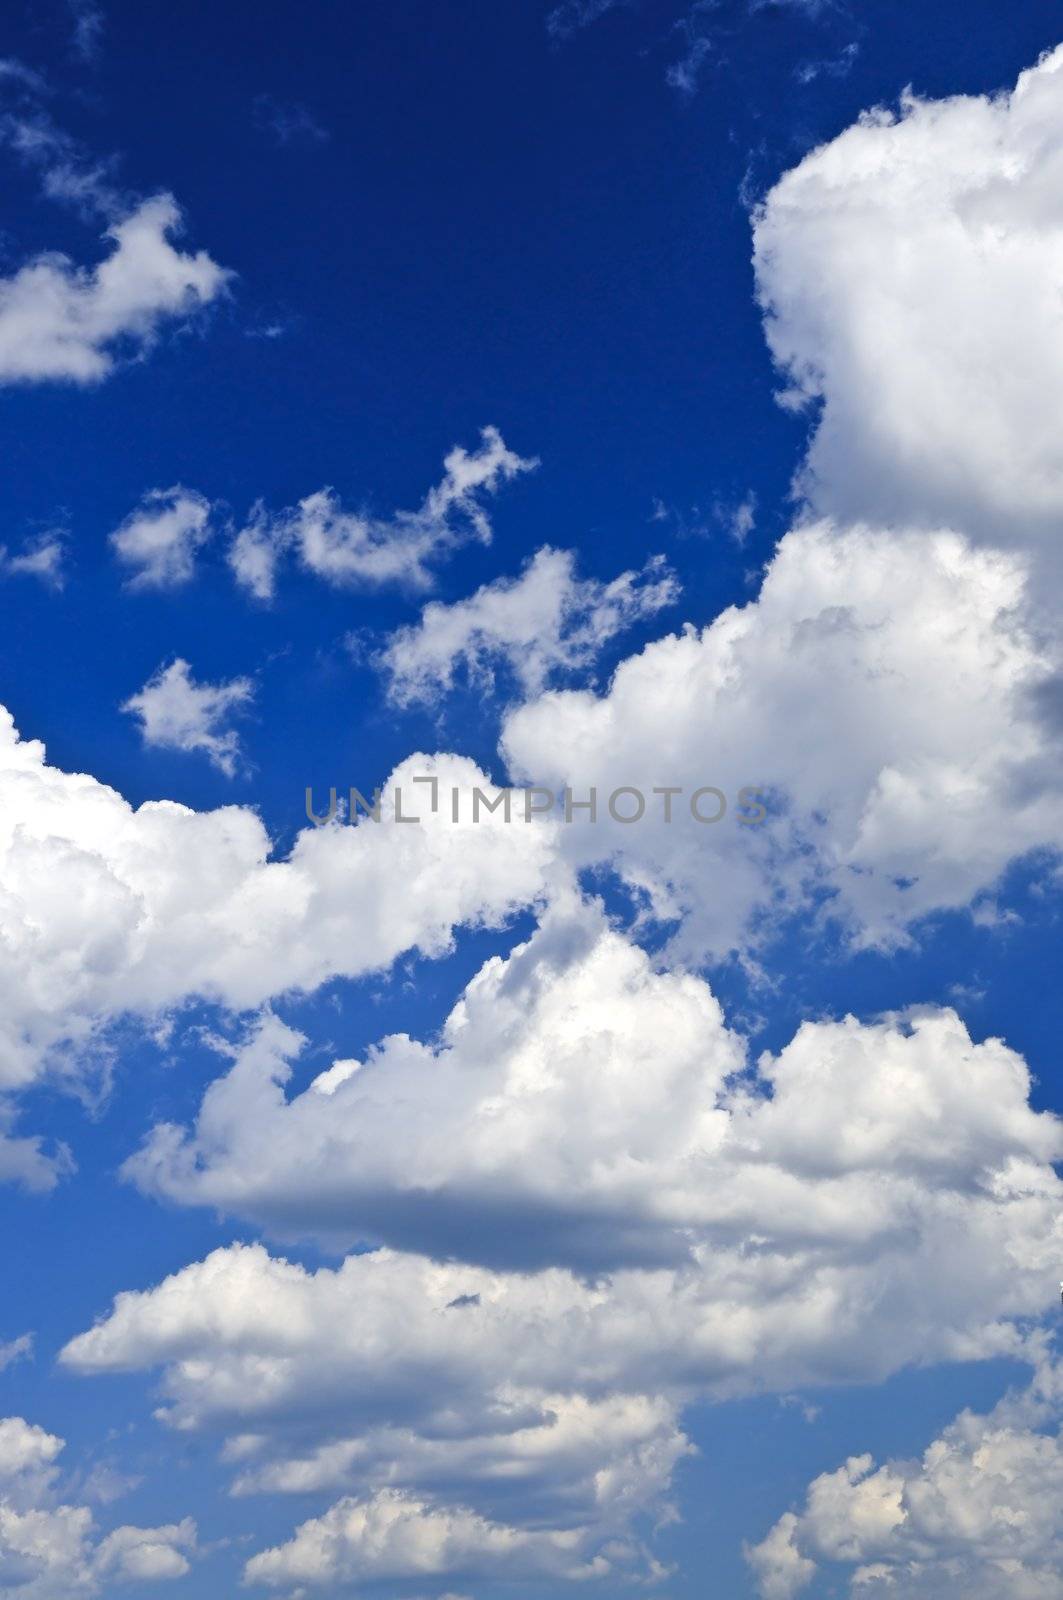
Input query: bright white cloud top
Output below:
<box><xmin>503</xmin><ymin>522</ymin><xmax>1063</xmax><ymax>955</ymax></box>
<box><xmin>755</xmin><ymin>43</ymin><xmax>1063</xmax><ymax>564</ymax></box>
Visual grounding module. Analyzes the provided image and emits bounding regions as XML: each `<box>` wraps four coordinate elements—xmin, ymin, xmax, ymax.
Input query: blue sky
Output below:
<box><xmin>2</xmin><ymin>1</ymin><xmax>1063</xmax><ymax>1596</ymax></box>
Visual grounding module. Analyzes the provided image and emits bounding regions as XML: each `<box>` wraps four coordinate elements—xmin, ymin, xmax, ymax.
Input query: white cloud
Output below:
<box><xmin>120</xmin><ymin>897</ymin><xmax>1063</xmax><ymax>1301</ymax></box>
<box><xmin>125</xmin><ymin>896</ymin><xmax>1062</xmax><ymax>1289</ymax></box>
<box><xmin>0</xmin><ymin>1415</ymin><xmax>194</xmax><ymax>1597</ymax></box>
<box><xmin>754</xmin><ymin>45</ymin><xmax>1063</xmax><ymax>572</ymax></box>
<box><xmin>0</xmin><ymin>702</ymin><xmax>558</xmax><ymax>1096</ymax></box>
<box><xmin>0</xmin><ymin>1335</ymin><xmax>32</xmax><ymax>1374</ymax></box>
<box><xmin>747</xmin><ymin>1361</ymin><xmax>1063</xmax><ymax>1598</ymax></box>
<box><xmin>67</xmin><ymin>895</ymin><xmax>1063</xmax><ymax>1579</ymax></box>
<box><xmin>63</xmin><ymin>1059</ymin><xmax>1063</xmax><ymax>1583</ymax></box>
<box><xmin>93</xmin><ymin>1521</ymin><xmax>196</xmax><ymax>1583</ymax></box>
<box><xmin>244</xmin><ymin>1488</ymin><xmax>633</xmax><ymax>1590</ymax></box>
<box><xmin>121</xmin><ymin>659</ymin><xmax>254</xmax><ymax>777</ymax></box>
<box><xmin>0</xmin><ymin>1418</ymin><xmax>63</xmax><ymax>1489</ymax></box>
<box><xmin>0</xmin><ymin>195</ymin><xmax>229</xmax><ymax>385</ymax></box>
<box><xmin>502</xmin><ymin>520</ymin><xmax>1063</xmax><ymax>957</ymax></box>
<box><xmin>63</xmin><ymin>1242</ymin><xmax>691</xmax><ymax>1588</ymax></box>
<box><xmin>228</xmin><ymin>426</ymin><xmax>537</xmax><ymax>599</ymax></box>
<box><xmin>109</xmin><ymin>487</ymin><xmax>214</xmax><ymax>590</ymax></box>
<box><xmin>0</xmin><ymin>533</ymin><xmax>65</xmax><ymax>589</ymax></box>
<box><xmin>0</xmin><ymin>1105</ymin><xmax>71</xmax><ymax>1193</ymax></box>
<box><xmin>379</xmin><ymin>546</ymin><xmax>678</xmax><ymax>707</ymax></box>
<box><xmin>125</xmin><ymin>897</ymin><xmax>741</xmax><ymax>1267</ymax></box>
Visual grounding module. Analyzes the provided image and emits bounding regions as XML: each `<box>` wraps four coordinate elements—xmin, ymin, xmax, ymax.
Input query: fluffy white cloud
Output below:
<box><xmin>125</xmin><ymin>897</ymin><xmax>742</xmax><ymax>1267</ymax></box>
<box><xmin>109</xmin><ymin>487</ymin><xmax>214</xmax><ymax>589</ymax></box>
<box><xmin>121</xmin><ymin>659</ymin><xmax>254</xmax><ymax>777</ymax></box>
<box><xmin>125</xmin><ymin>896</ymin><xmax>1062</xmax><ymax>1287</ymax></box>
<box><xmin>502</xmin><ymin>520</ymin><xmax>1063</xmax><ymax>956</ymax></box>
<box><xmin>379</xmin><ymin>546</ymin><xmax>678</xmax><ymax>706</ymax></box>
<box><xmin>66</xmin><ymin>901</ymin><xmax>1063</xmax><ymax>1579</ymax></box>
<box><xmin>229</xmin><ymin>426</ymin><xmax>537</xmax><ymax>599</ymax></box>
<box><xmin>0</xmin><ymin>196</ymin><xmax>228</xmax><ymax>385</ymax></box>
<box><xmin>0</xmin><ymin>1416</ymin><xmax>194</xmax><ymax>1596</ymax></box>
<box><xmin>754</xmin><ymin>45</ymin><xmax>1063</xmax><ymax>565</ymax></box>
<box><xmin>0</xmin><ymin>702</ymin><xmax>558</xmax><ymax>1095</ymax></box>
<box><xmin>244</xmin><ymin>1487</ymin><xmax>642</xmax><ymax>1590</ymax></box>
<box><xmin>62</xmin><ymin>1092</ymin><xmax>1063</xmax><ymax>1584</ymax></box>
<box><xmin>747</xmin><ymin>1361</ymin><xmax>1063</xmax><ymax>1598</ymax></box>
<box><xmin>93</xmin><ymin>1522</ymin><xmax>196</xmax><ymax>1583</ymax></box>
<box><xmin>63</xmin><ymin>1242</ymin><xmax>691</xmax><ymax>1588</ymax></box>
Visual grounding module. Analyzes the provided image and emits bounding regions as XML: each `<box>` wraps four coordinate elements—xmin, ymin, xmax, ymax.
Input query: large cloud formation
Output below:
<box><xmin>499</xmin><ymin>47</ymin><xmax>1063</xmax><ymax>961</ymax></box>
<box><xmin>15</xmin><ymin>38</ymin><xmax>1063</xmax><ymax>1600</ymax></box>
<box><xmin>503</xmin><ymin>522</ymin><xmax>1063</xmax><ymax>957</ymax></box>
<box><xmin>0</xmin><ymin>706</ymin><xmax>557</xmax><ymax>1103</ymax></box>
<box><xmin>126</xmin><ymin>899</ymin><xmax>1062</xmax><ymax>1280</ymax></box>
<box><xmin>68</xmin><ymin>898</ymin><xmax>1063</xmax><ymax>1585</ymax></box>
<box><xmin>754</xmin><ymin>44</ymin><xmax>1063</xmax><ymax>561</ymax></box>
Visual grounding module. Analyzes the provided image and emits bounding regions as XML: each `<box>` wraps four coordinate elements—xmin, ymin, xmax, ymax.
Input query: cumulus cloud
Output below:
<box><xmin>502</xmin><ymin>520</ymin><xmax>1063</xmax><ymax>957</ymax></box>
<box><xmin>244</xmin><ymin>1487</ymin><xmax>646</xmax><ymax>1589</ymax></box>
<box><xmin>0</xmin><ymin>196</ymin><xmax>228</xmax><ymax>385</ymax></box>
<box><xmin>121</xmin><ymin>659</ymin><xmax>254</xmax><ymax>777</ymax></box>
<box><xmin>0</xmin><ymin>1415</ymin><xmax>194</xmax><ymax>1596</ymax></box>
<box><xmin>379</xmin><ymin>546</ymin><xmax>678</xmax><ymax>707</ymax></box>
<box><xmin>754</xmin><ymin>45</ymin><xmax>1063</xmax><ymax>569</ymax></box>
<box><xmin>68</xmin><ymin>896</ymin><xmax>1063</xmax><ymax>1578</ymax></box>
<box><xmin>62</xmin><ymin>1244</ymin><xmax>692</xmax><ymax>1588</ymax></box>
<box><xmin>125</xmin><ymin>897</ymin><xmax>1063</xmax><ymax>1283</ymax></box>
<box><xmin>109</xmin><ymin>487</ymin><xmax>214</xmax><ymax>589</ymax></box>
<box><xmin>228</xmin><ymin>426</ymin><xmax>537</xmax><ymax>599</ymax></box>
<box><xmin>747</xmin><ymin>1360</ymin><xmax>1063</xmax><ymax>1598</ymax></box>
<box><xmin>0</xmin><ymin>702</ymin><xmax>558</xmax><ymax>1093</ymax></box>
<box><xmin>63</xmin><ymin>1057</ymin><xmax>1063</xmax><ymax>1584</ymax></box>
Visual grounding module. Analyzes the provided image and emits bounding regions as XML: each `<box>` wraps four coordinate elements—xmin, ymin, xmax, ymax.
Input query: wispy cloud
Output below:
<box><xmin>0</xmin><ymin>531</ymin><xmax>66</xmax><ymax>588</ymax></box>
<box><xmin>378</xmin><ymin>546</ymin><xmax>679</xmax><ymax>706</ymax></box>
<box><xmin>546</xmin><ymin>0</ymin><xmax>628</xmax><ymax>41</ymax></box>
<box><xmin>68</xmin><ymin>0</ymin><xmax>106</xmax><ymax>64</ymax></box>
<box><xmin>0</xmin><ymin>1332</ymin><xmax>33</xmax><ymax>1371</ymax></box>
<box><xmin>229</xmin><ymin>427</ymin><xmax>538</xmax><ymax>600</ymax></box>
<box><xmin>253</xmin><ymin>94</ymin><xmax>329</xmax><ymax>147</ymax></box>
